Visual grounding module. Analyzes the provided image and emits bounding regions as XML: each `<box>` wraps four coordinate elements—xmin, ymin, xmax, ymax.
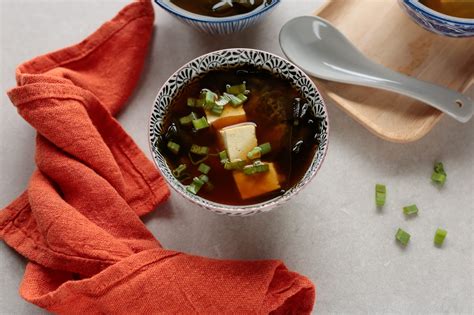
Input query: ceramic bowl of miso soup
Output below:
<box><xmin>153</xmin><ymin>0</ymin><xmax>280</xmax><ymax>35</ymax></box>
<box><xmin>149</xmin><ymin>49</ymin><xmax>329</xmax><ymax>216</ymax></box>
<box><xmin>399</xmin><ymin>0</ymin><xmax>474</xmax><ymax>37</ymax></box>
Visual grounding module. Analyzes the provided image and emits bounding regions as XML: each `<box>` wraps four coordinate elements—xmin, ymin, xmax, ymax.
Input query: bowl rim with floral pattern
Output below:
<box><xmin>148</xmin><ymin>48</ymin><xmax>329</xmax><ymax>216</ymax></box>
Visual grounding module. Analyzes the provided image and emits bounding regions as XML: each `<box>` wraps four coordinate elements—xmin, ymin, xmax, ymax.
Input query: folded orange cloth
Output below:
<box><xmin>0</xmin><ymin>1</ymin><xmax>315</xmax><ymax>313</ymax></box>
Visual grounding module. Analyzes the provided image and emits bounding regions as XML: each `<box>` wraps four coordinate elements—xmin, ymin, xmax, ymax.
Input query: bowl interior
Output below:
<box><xmin>154</xmin><ymin>0</ymin><xmax>280</xmax><ymax>22</ymax></box>
<box><xmin>406</xmin><ymin>0</ymin><xmax>474</xmax><ymax>24</ymax></box>
<box><xmin>149</xmin><ymin>49</ymin><xmax>329</xmax><ymax>216</ymax></box>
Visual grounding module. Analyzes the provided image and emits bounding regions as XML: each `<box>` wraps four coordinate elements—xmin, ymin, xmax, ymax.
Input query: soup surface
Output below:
<box><xmin>170</xmin><ymin>0</ymin><xmax>266</xmax><ymax>18</ymax></box>
<box><xmin>159</xmin><ymin>66</ymin><xmax>322</xmax><ymax>206</ymax></box>
<box><xmin>419</xmin><ymin>0</ymin><xmax>474</xmax><ymax>18</ymax></box>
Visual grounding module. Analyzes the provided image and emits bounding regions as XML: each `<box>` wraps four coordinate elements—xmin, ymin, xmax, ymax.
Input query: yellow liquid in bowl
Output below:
<box><xmin>419</xmin><ymin>0</ymin><xmax>474</xmax><ymax>18</ymax></box>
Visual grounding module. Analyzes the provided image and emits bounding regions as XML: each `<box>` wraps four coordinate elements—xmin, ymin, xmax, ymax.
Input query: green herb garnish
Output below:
<box><xmin>395</xmin><ymin>228</ymin><xmax>410</xmax><ymax>246</ymax></box>
<box><xmin>247</xmin><ymin>146</ymin><xmax>262</xmax><ymax>160</ymax></box>
<box><xmin>192</xmin><ymin>117</ymin><xmax>210</xmax><ymax>130</ymax></box>
<box><xmin>226</xmin><ymin>82</ymin><xmax>246</xmax><ymax>95</ymax></box>
<box><xmin>198</xmin><ymin>163</ymin><xmax>211</xmax><ymax>174</ymax></box>
<box><xmin>179</xmin><ymin>112</ymin><xmax>198</xmax><ymax>125</ymax></box>
<box><xmin>190</xmin><ymin>144</ymin><xmax>209</xmax><ymax>156</ymax></box>
<box><xmin>431</xmin><ymin>162</ymin><xmax>447</xmax><ymax>185</ymax></box>
<box><xmin>186</xmin><ymin>177</ymin><xmax>205</xmax><ymax>195</ymax></box>
<box><xmin>403</xmin><ymin>204</ymin><xmax>419</xmax><ymax>216</ymax></box>
<box><xmin>258</xmin><ymin>142</ymin><xmax>272</xmax><ymax>155</ymax></box>
<box><xmin>243</xmin><ymin>161</ymin><xmax>269</xmax><ymax>175</ymax></box>
<box><xmin>167</xmin><ymin>141</ymin><xmax>180</xmax><ymax>155</ymax></box>
<box><xmin>434</xmin><ymin>228</ymin><xmax>447</xmax><ymax>246</ymax></box>
<box><xmin>172</xmin><ymin>164</ymin><xmax>187</xmax><ymax>178</ymax></box>
<box><xmin>224</xmin><ymin>159</ymin><xmax>246</xmax><ymax>170</ymax></box>
<box><xmin>375</xmin><ymin>184</ymin><xmax>386</xmax><ymax>207</ymax></box>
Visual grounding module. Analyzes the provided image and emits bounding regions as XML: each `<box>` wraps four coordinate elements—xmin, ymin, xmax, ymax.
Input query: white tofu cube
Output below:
<box><xmin>219</xmin><ymin>122</ymin><xmax>258</xmax><ymax>161</ymax></box>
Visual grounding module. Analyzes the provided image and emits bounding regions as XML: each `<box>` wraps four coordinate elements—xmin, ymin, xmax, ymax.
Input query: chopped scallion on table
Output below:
<box><xmin>198</xmin><ymin>163</ymin><xmax>211</xmax><ymax>174</ymax></box>
<box><xmin>167</xmin><ymin>141</ymin><xmax>180</xmax><ymax>155</ymax></box>
<box><xmin>375</xmin><ymin>184</ymin><xmax>386</xmax><ymax>207</ymax></box>
<box><xmin>434</xmin><ymin>228</ymin><xmax>447</xmax><ymax>246</ymax></box>
<box><xmin>395</xmin><ymin>228</ymin><xmax>410</xmax><ymax>246</ymax></box>
<box><xmin>403</xmin><ymin>204</ymin><xmax>419</xmax><ymax>216</ymax></box>
<box><xmin>431</xmin><ymin>161</ymin><xmax>447</xmax><ymax>185</ymax></box>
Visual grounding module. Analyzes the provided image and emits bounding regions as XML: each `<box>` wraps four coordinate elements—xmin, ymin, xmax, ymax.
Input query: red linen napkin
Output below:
<box><xmin>0</xmin><ymin>1</ymin><xmax>315</xmax><ymax>313</ymax></box>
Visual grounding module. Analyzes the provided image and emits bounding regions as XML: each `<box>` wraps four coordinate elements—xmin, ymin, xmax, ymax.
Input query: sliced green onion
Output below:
<box><xmin>190</xmin><ymin>144</ymin><xmax>209</xmax><ymax>155</ymax></box>
<box><xmin>187</xmin><ymin>98</ymin><xmax>196</xmax><ymax>107</ymax></box>
<box><xmin>247</xmin><ymin>146</ymin><xmax>262</xmax><ymax>160</ymax></box>
<box><xmin>432</xmin><ymin>162</ymin><xmax>447</xmax><ymax>185</ymax></box>
<box><xmin>236</xmin><ymin>93</ymin><xmax>248</xmax><ymax>102</ymax></box>
<box><xmin>431</xmin><ymin>172</ymin><xmax>446</xmax><ymax>184</ymax></box>
<box><xmin>224</xmin><ymin>159</ymin><xmax>246</xmax><ymax>170</ymax></box>
<box><xmin>167</xmin><ymin>141</ymin><xmax>180</xmax><ymax>155</ymax></box>
<box><xmin>179</xmin><ymin>112</ymin><xmax>198</xmax><ymax>125</ymax></box>
<box><xmin>203</xmin><ymin>89</ymin><xmax>218</xmax><ymax>109</ymax></box>
<box><xmin>195</xmin><ymin>99</ymin><xmax>205</xmax><ymax>108</ymax></box>
<box><xmin>219</xmin><ymin>150</ymin><xmax>229</xmax><ymax>164</ymax></box>
<box><xmin>211</xmin><ymin>105</ymin><xmax>224</xmax><ymax>116</ymax></box>
<box><xmin>186</xmin><ymin>177</ymin><xmax>205</xmax><ymax>195</ymax></box>
<box><xmin>172</xmin><ymin>164</ymin><xmax>187</xmax><ymax>178</ymax></box>
<box><xmin>258</xmin><ymin>142</ymin><xmax>272</xmax><ymax>155</ymax></box>
<box><xmin>223</xmin><ymin>92</ymin><xmax>244</xmax><ymax>107</ymax></box>
<box><xmin>375</xmin><ymin>184</ymin><xmax>386</xmax><ymax>207</ymax></box>
<box><xmin>226</xmin><ymin>82</ymin><xmax>246</xmax><ymax>95</ymax></box>
<box><xmin>188</xmin><ymin>152</ymin><xmax>208</xmax><ymax>165</ymax></box>
<box><xmin>243</xmin><ymin>162</ymin><xmax>270</xmax><ymax>175</ymax></box>
<box><xmin>434</xmin><ymin>162</ymin><xmax>446</xmax><ymax>175</ymax></box>
<box><xmin>403</xmin><ymin>204</ymin><xmax>419</xmax><ymax>216</ymax></box>
<box><xmin>198</xmin><ymin>163</ymin><xmax>211</xmax><ymax>174</ymax></box>
<box><xmin>192</xmin><ymin>117</ymin><xmax>209</xmax><ymax>130</ymax></box>
<box><xmin>395</xmin><ymin>228</ymin><xmax>410</xmax><ymax>246</ymax></box>
<box><xmin>215</xmin><ymin>95</ymin><xmax>230</xmax><ymax>106</ymax></box>
<box><xmin>198</xmin><ymin>174</ymin><xmax>209</xmax><ymax>183</ymax></box>
<box><xmin>434</xmin><ymin>228</ymin><xmax>447</xmax><ymax>246</ymax></box>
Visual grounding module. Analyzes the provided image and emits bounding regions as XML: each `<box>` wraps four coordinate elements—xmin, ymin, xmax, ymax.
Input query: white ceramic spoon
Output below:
<box><xmin>279</xmin><ymin>16</ymin><xmax>473</xmax><ymax>123</ymax></box>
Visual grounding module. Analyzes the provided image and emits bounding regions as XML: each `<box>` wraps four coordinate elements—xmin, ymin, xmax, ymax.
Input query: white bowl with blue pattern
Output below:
<box><xmin>148</xmin><ymin>49</ymin><xmax>329</xmax><ymax>216</ymax></box>
<box><xmin>399</xmin><ymin>0</ymin><xmax>474</xmax><ymax>37</ymax></box>
<box><xmin>153</xmin><ymin>0</ymin><xmax>280</xmax><ymax>35</ymax></box>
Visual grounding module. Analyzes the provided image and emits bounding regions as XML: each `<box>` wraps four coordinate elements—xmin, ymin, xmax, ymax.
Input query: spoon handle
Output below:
<box><xmin>348</xmin><ymin>63</ymin><xmax>473</xmax><ymax>123</ymax></box>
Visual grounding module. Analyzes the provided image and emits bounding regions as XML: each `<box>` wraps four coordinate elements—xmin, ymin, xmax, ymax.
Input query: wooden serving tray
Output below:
<box><xmin>313</xmin><ymin>0</ymin><xmax>474</xmax><ymax>143</ymax></box>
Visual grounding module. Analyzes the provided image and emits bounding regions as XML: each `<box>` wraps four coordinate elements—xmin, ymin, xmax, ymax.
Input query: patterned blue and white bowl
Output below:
<box><xmin>399</xmin><ymin>0</ymin><xmax>474</xmax><ymax>37</ymax></box>
<box><xmin>148</xmin><ymin>49</ymin><xmax>329</xmax><ymax>216</ymax></box>
<box><xmin>153</xmin><ymin>0</ymin><xmax>280</xmax><ymax>35</ymax></box>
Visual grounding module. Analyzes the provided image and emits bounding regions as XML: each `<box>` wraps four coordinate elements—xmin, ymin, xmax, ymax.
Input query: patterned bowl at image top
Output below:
<box><xmin>148</xmin><ymin>49</ymin><xmax>329</xmax><ymax>216</ymax></box>
<box><xmin>153</xmin><ymin>0</ymin><xmax>280</xmax><ymax>35</ymax></box>
<box><xmin>399</xmin><ymin>0</ymin><xmax>474</xmax><ymax>37</ymax></box>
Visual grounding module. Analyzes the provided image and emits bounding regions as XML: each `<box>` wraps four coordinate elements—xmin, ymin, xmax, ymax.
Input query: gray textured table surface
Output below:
<box><xmin>1</xmin><ymin>1</ymin><xmax>473</xmax><ymax>314</ymax></box>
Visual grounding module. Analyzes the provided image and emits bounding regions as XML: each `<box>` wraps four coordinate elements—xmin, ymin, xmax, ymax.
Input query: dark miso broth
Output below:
<box><xmin>420</xmin><ymin>0</ymin><xmax>474</xmax><ymax>18</ymax></box>
<box><xmin>159</xmin><ymin>66</ymin><xmax>322</xmax><ymax>206</ymax></box>
<box><xmin>170</xmin><ymin>0</ymin><xmax>266</xmax><ymax>18</ymax></box>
